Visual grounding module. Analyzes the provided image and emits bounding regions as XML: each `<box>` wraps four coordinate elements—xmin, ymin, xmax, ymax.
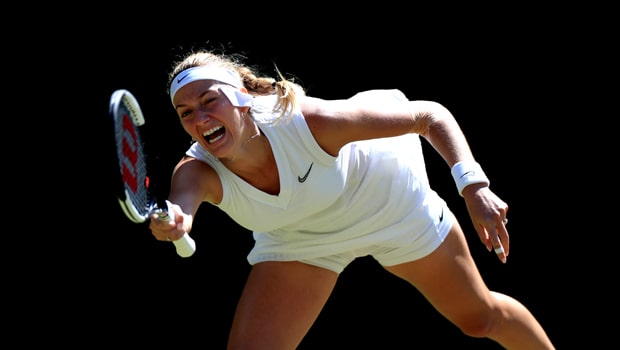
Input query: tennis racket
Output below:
<box><xmin>109</xmin><ymin>88</ymin><xmax>196</xmax><ymax>257</ymax></box>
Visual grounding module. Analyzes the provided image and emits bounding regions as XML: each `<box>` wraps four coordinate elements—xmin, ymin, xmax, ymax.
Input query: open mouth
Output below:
<box><xmin>203</xmin><ymin>125</ymin><xmax>226</xmax><ymax>144</ymax></box>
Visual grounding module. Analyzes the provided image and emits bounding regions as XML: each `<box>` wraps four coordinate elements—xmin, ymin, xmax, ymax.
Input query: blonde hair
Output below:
<box><xmin>167</xmin><ymin>50</ymin><xmax>305</xmax><ymax>124</ymax></box>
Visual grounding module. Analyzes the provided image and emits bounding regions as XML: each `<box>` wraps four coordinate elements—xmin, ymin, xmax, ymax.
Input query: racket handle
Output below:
<box><xmin>173</xmin><ymin>234</ymin><xmax>196</xmax><ymax>258</ymax></box>
<box><xmin>164</xmin><ymin>200</ymin><xmax>196</xmax><ymax>258</ymax></box>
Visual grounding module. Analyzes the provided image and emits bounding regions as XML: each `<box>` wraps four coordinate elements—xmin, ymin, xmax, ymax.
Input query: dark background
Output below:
<box><xmin>22</xmin><ymin>12</ymin><xmax>612</xmax><ymax>348</ymax></box>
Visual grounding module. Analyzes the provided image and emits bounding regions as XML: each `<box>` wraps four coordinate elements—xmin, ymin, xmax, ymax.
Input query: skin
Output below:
<box><xmin>150</xmin><ymin>79</ymin><xmax>555</xmax><ymax>349</ymax></box>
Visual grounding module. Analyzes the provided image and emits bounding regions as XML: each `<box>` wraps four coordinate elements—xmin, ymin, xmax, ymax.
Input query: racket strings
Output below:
<box><xmin>116</xmin><ymin>110</ymin><xmax>151</xmax><ymax>217</ymax></box>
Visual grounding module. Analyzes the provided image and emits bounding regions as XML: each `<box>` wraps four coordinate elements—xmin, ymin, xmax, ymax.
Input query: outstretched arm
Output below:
<box><xmin>414</xmin><ymin>101</ymin><xmax>510</xmax><ymax>263</ymax></box>
<box><xmin>149</xmin><ymin>156</ymin><xmax>220</xmax><ymax>242</ymax></box>
<box><xmin>301</xmin><ymin>90</ymin><xmax>510</xmax><ymax>263</ymax></box>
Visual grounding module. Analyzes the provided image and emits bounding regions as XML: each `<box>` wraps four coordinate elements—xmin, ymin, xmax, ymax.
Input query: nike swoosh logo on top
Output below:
<box><xmin>177</xmin><ymin>73</ymin><xmax>190</xmax><ymax>83</ymax></box>
<box><xmin>298</xmin><ymin>162</ymin><xmax>314</xmax><ymax>183</ymax></box>
<box><xmin>439</xmin><ymin>207</ymin><xmax>444</xmax><ymax>222</ymax></box>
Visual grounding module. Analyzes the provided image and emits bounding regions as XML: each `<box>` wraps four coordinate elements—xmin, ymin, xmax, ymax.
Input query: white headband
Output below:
<box><xmin>169</xmin><ymin>66</ymin><xmax>243</xmax><ymax>103</ymax></box>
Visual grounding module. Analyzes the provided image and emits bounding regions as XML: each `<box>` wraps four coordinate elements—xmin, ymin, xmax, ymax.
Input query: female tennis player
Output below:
<box><xmin>149</xmin><ymin>49</ymin><xmax>555</xmax><ymax>349</ymax></box>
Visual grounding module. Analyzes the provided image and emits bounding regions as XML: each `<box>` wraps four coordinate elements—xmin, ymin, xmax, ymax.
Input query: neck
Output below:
<box><xmin>221</xmin><ymin>131</ymin><xmax>263</xmax><ymax>163</ymax></box>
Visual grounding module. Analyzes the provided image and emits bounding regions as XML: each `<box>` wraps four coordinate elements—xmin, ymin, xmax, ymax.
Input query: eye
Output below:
<box><xmin>178</xmin><ymin>107</ymin><xmax>193</xmax><ymax>119</ymax></box>
<box><xmin>202</xmin><ymin>96</ymin><xmax>217</xmax><ymax>106</ymax></box>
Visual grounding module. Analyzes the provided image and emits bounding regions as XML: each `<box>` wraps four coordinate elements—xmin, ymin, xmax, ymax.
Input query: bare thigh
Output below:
<box><xmin>384</xmin><ymin>220</ymin><xmax>495</xmax><ymax>329</ymax></box>
<box><xmin>227</xmin><ymin>261</ymin><xmax>339</xmax><ymax>350</ymax></box>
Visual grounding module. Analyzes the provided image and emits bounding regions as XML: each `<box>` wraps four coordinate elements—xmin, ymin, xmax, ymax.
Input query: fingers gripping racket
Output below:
<box><xmin>109</xmin><ymin>89</ymin><xmax>196</xmax><ymax>257</ymax></box>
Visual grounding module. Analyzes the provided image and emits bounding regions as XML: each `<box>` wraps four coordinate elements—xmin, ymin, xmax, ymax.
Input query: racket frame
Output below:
<box><xmin>109</xmin><ymin>89</ymin><xmax>196</xmax><ymax>257</ymax></box>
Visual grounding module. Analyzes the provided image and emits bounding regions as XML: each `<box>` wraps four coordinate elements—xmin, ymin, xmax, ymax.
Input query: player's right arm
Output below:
<box><xmin>150</xmin><ymin>156</ymin><xmax>222</xmax><ymax>240</ymax></box>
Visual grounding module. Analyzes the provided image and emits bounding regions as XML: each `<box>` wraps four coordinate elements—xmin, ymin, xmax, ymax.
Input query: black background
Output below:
<box><xmin>21</xmin><ymin>11</ymin><xmax>612</xmax><ymax>348</ymax></box>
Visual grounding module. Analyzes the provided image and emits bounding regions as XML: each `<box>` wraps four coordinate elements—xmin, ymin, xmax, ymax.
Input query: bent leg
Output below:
<box><xmin>227</xmin><ymin>261</ymin><xmax>338</xmax><ymax>350</ymax></box>
<box><xmin>384</xmin><ymin>219</ymin><xmax>555</xmax><ymax>349</ymax></box>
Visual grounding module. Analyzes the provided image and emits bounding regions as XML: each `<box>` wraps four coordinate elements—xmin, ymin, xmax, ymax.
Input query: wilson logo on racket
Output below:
<box><xmin>121</xmin><ymin>113</ymin><xmax>142</xmax><ymax>194</ymax></box>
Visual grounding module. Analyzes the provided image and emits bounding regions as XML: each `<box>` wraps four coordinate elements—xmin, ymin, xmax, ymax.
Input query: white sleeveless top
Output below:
<box><xmin>186</xmin><ymin>90</ymin><xmax>447</xmax><ymax>261</ymax></box>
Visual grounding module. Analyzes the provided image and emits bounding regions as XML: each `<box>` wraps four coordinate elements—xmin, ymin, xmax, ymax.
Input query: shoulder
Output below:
<box><xmin>348</xmin><ymin>89</ymin><xmax>408</xmax><ymax>103</ymax></box>
<box><xmin>173</xmin><ymin>156</ymin><xmax>223</xmax><ymax>204</ymax></box>
<box><xmin>298</xmin><ymin>96</ymin><xmax>344</xmax><ymax>131</ymax></box>
<box><xmin>297</xmin><ymin>95</ymin><xmax>362</xmax><ymax>156</ymax></box>
<box><xmin>173</xmin><ymin>155</ymin><xmax>217</xmax><ymax>179</ymax></box>
<box><xmin>299</xmin><ymin>95</ymin><xmax>356</xmax><ymax>118</ymax></box>
<box><xmin>300</xmin><ymin>89</ymin><xmax>409</xmax><ymax>116</ymax></box>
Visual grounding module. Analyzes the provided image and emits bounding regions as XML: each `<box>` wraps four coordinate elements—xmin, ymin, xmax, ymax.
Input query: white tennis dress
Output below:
<box><xmin>186</xmin><ymin>89</ymin><xmax>452</xmax><ymax>271</ymax></box>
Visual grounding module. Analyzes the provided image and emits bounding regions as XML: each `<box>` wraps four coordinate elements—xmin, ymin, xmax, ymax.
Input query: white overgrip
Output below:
<box><xmin>165</xmin><ymin>200</ymin><xmax>196</xmax><ymax>257</ymax></box>
<box><xmin>173</xmin><ymin>234</ymin><xmax>196</xmax><ymax>257</ymax></box>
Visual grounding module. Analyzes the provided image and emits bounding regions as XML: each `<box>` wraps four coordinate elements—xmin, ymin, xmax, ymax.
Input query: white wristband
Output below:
<box><xmin>450</xmin><ymin>161</ymin><xmax>490</xmax><ymax>197</ymax></box>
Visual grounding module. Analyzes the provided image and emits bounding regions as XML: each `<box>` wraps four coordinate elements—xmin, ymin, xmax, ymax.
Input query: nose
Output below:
<box><xmin>195</xmin><ymin>108</ymin><xmax>211</xmax><ymax>124</ymax></box>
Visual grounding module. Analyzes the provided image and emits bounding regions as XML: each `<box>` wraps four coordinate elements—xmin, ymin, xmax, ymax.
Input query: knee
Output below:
<box><xmin>453</xmin><ymin>310</ymin><xmax>499</xmax><ymax>339</ymax></box>
<box><xmin>452</xmin><ymin>291</ymin><xmax>512</xmax><ymax>338</ymax></box>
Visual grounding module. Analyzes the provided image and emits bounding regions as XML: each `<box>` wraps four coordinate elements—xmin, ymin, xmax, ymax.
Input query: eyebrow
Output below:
<box><xmin>174</xmin><ymin>89</ymin><xmax>213</xmax><ymax>110</ymax></box>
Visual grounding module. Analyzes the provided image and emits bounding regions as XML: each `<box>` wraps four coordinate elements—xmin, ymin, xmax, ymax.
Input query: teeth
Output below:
<box><xmin>203</xmin><ymin>126</ymin><xmax>222</xmax><ymax>137</ymax></box>
<box><xmin>210</xmin><ymin>134</ymin><xmax>224</xmax><ymax>143</ymax></box>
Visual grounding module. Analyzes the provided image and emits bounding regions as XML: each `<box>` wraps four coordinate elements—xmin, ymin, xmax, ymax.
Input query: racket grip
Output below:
<box><xmin>173</xmin><ymin>234</ymin><xmax>196</xmax><ymax>258</ymax></box>
<box><xmin>164</xmin><ymin>200</ymin><xmax>196</xmax><ymax>258</ymax></box>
